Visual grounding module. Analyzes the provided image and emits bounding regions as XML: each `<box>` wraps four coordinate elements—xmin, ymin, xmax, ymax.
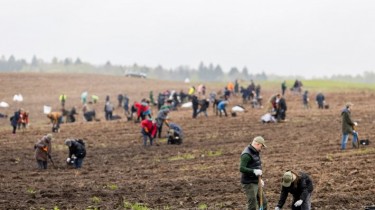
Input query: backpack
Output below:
<box><xmin>75</xmin><ymin>139</ymin><xmax>86</xmax><ymax>158</ymax></box>
<box><xmin>76</xmin><ymin>139</ymin><xmax>85</xmax><ymax>146</ymax></box>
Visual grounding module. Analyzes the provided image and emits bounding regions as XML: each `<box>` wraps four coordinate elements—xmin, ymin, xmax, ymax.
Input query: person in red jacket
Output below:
<box><xmin>140</xmin><ymin>118</ymin><xmax>157</xmax><ymax>146</ymax></box>
<box><xmin>134</xmin><ymin>101</ymin><xmax>151</xmax><ymax>122</ymax></box>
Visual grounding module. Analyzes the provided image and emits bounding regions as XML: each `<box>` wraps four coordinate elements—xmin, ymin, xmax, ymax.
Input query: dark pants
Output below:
<box><xmin>69</xmin><ymin>115</ymin><xmax>76</xmax><ymax>122</ymax></box>
<box><xmin>74</xmin><ymin>157</ymin><xmax>84</xmax><ymax>168</ymax></box>
<box><xmin>197</xmin><ymin>109</ymin><xmax>208</xmax><ymax>117</ymax></box>
<box><xmin>277</xmin><ymin>109</ymin><xmax>286</xmax><ymax>121</ymax></box>
<box><xmin>105</xmin><ymin>111</ymin><xmax>113</xmax><ymax>120</ymax></box>
<box><xmin>12</xmin><ymin>125</ymin><xmax>17</xmax><ymax>134</ymax></box>
<box><xmin>242</xmin><ymin>183</ymin><xmax>268</xmax><ymax>210</ymax></box>
<box><xmin>192</xmin><ymin>107</ymin><xmax>198</xmax><ymax>118</ymax></box>
<box><xmin>219</xmin><ymin>108</ymin><xmax>228</xmax><ymax>117</ymax></box>
<box><xmin>291</xmin><ymin>193</ymin><xmax>311</xmax><ymax>210</ymax></box>
<box><xmin>37</xmin><ymin>160</ymin><xmax>48</xmax><ymax>169</ymax></box>
<box><xmin>156</xmin><ymin>119</ymin><xmax>164</xmax><ymax>138</ymax></box>
<box><xmin>141</xmin><ymin>129</ymin><xmax>153</xmax><ymax>146</ymax></box>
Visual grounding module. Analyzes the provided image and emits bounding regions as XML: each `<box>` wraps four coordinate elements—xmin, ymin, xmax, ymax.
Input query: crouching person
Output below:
<box><xmin>65</xmin><ymin>139</ymin><xmax>86</xmax><ymax>168</ymax></box>
<box><xmin>167</xmin><ymin>122</ymin><xmax>183</xmax><ymax>145</ymax></box>
<box><xmin>275</xmin><ymin>171</ymin><xmax>314</xmax><ymax>210</ymax></box>
<box><xmin>34</xmin><ymin>134</ymin><xmax>53</xmax><ymax>169</ymax></box>
<box><xmin>140</xmin><ymin>118</ymin><xmax>157</xmax><ymax>146</ymax></box>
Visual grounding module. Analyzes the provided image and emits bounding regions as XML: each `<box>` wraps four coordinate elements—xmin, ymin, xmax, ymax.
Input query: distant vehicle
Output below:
<box><xmin>124</xmin><ymin>72</ymin><xmax>147</xmax><ymax>79</ymax></box>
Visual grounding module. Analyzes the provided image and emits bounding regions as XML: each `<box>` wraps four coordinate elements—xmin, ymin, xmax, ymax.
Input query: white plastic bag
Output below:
<box><xmin>43</xmin><ymin>105</ymin><xmax>52</xmax><ymax>114</ymax></box>
<box><xmin>0</xmin><ymin>101</ymin><xmax>9</xmax><ymax>108</ymax></box>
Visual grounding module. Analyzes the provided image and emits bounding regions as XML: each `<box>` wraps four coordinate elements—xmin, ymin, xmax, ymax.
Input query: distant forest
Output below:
<box><xmin>1</xmin><ymin>55</ymin><xmax>374</xmax><ymax>83</ymax></box>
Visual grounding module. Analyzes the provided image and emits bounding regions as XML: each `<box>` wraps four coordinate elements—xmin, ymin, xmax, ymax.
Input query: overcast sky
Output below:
<box><xmin>1</xmin><ymin>0</ymin><xmax>375</xmax><ymax>78</ymax></box>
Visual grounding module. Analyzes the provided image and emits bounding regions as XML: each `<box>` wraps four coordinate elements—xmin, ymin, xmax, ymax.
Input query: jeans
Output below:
<box><xmin>141</xmin><ymin>129</ymin><xmax>153</xmax><ymax>146</ymax></box>
<box><xmin>341</xmin><ymin>131</ymin><xmax>358</xmax><ymax>150</ymax></box>
<box><xmin>292</xmin><ymin>193</ymin><xmax>311</xmax><ymax>210</ymax></box>
<box><xmin>197</xmin><ymin>109</ymin><xmax>208</xmax><ymax>117</ymax></box>
<box><xmin>242</xmin><ymin>183</ymin><xmax>268</xmax><ymax>210</ymax></box>
<box><xmin>75</xmin><ymin>157</ymin><xmax>84</xmax><ymax>168</ymax></box>
<box><xmin>105</xmin><ymin>111</ymin><xmax>113</xmax><ymax>120</ymax></box>
<box><xmin>219</xmin><ymin>108</ymin><xmax>227</xmax><ymax>117</ymax></box>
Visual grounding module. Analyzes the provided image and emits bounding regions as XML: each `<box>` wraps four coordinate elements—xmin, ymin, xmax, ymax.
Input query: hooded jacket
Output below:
<box><xmin>341</xmin><ymin>108</ymin><xmax>354</xmax><ymax>134</ymax></box>
<box><xmin>34</xmin><ymin>136</ymin><xmax>52</xmax><ymax>161</ymax></box>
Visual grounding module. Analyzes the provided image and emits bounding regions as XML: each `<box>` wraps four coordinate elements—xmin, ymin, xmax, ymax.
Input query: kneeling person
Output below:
<box><xmin>65</xmin><ymin>139</ymin><xmax>86</xmax><ymax>168</ymax></box>
<box><xmin>167</xmin><ymin>122</ymin><xmax>183</xmax><ymax>145</ymax></box>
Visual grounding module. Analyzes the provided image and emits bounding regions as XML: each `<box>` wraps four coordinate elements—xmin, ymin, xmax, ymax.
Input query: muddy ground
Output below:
<box><xmin>0</xmin><ymin>73</ymin><xmax>374</xmax><ymax>210</ymax></box>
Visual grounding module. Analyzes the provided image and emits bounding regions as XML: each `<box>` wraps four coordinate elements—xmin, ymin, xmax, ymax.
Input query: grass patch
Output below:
<box><xmin>157</xmin><ymin>138</ymin><xmax>167</xmax><ymax>143</ymax></box>
<box><xmin>206</xmin><ymin>150</ymin><xmax>222</xmax><ymax>157</ymax></box>
<box><xmin>328</xmin><ymin>148</ymin><xmax>375</xmax><ymax>158</ymax></box>
<box><xmin>91</xmin><ymin>196</ymin><xmax>101</xmax><ymax>204</ymax></box>
<box><xmin>105</xmin><ymin>183</ymin><xmax>118</xmax><ymax>190</ymax></box>
<box><xmin>52</xmin><ymin>144</ymin><xmax>66</xmax><ymax>151</ymax></box>
<box><xmin>179</xmin><ymin>165</ymin><xmax>212</xmax><ymax>171</ymax></box>
<box><xmin>123</xmin><ymin>201</ymin><xmax>149</xmax><ymax>210</ymax></box>
<box><xmin>198</xmin><ymin>203</ymin><xmax>208</xmax><ymax>209</ymax></box>
<box><xmin>26</xmin><ymin>187</ymin><xmax>36</xmax><ymax>198</ymax></box>
<box><xmin>262</xmin><ymin>79</ymin><xmax>375</xmax><ymax>92</ymax></box>
<box><xmin>26</xmin><ymin>187</ymin><xmax>36</xmax><ymax>194</ymax></box>
<box><xmin>168</xmin><ymin>153</ymin><xmax>195</xmax><ymax>161</ymax></box>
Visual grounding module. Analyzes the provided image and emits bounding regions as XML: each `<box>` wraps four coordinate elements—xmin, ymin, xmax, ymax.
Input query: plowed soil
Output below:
<box><xmin>0</xmin><ymin>73</ymin><xmax>374</xmax><ymax>210</ymax></box>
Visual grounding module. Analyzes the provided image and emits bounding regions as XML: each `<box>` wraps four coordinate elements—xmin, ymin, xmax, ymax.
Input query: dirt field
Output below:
<box><xmin>0</xmin><ymin>73</ymin><xmax>374</xmax><ymax>210</ymax></box>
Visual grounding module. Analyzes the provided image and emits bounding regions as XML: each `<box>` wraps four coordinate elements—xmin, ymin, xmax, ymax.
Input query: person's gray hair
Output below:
<box><xmin>65</xmin><ymin>139</ymin><xmax>72</xmax><ymax>147</ymax></box>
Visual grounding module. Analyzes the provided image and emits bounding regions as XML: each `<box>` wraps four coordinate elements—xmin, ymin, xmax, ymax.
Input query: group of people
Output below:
<box><xmin>240</xmin><ymin>136</ymin><xmax>314</xmax><ymax>210</ymax></box>
<box><xmin>34</xmin><ymin>133</ymin><xmax>86</xmax><ymax>169</ymax></box>
<box><xmin>263</xmin><ymin>93</ymin><xmax>287</xmax><ymax>123</ymax></box>
<box><xmin>10</xmin><ymin>108</ymin><xmax>29</xmax><ymax>134</ymax></box>
<box><xmin>4</xmin><ymin>79</ymin><xmax>365</xmax><ymax>210</ymax></box>
<box><xmin>302</xmin><ymin>91</ymin><xmax>327</xmax><ymax>109</ymax></box>
<box><xmin>139</xmin><ymin>104</ymin><xmax>183</xmax><ymax>146</ymax></box>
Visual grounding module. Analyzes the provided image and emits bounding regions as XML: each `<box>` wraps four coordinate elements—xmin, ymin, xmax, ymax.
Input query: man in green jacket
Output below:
<box><xmin>341</xmin><ymin>102</ymin><xmax>358</xmax><ymax>150</ymax></box>
<box><xmin>240</xmin><ymin>136</ymin><xmax>268</xmax><ymax>210</ymax></box>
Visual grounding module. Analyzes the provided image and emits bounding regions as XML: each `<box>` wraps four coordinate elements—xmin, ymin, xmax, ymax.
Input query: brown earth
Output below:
<box><xmin>0</xmin><ymin>73</ymin><xmax>374</xmax><ymax>210</ymax></box>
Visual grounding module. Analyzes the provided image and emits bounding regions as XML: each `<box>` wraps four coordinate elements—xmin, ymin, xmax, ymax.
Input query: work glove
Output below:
<box><xmin>261</xmin><ymin>179</ymin><xmax>264</xmax><ymax>187</ymax></box>
<box><xmin>274</xmin><ymin>207</ymin><xmax>281</xmax><ymax>210</ymax></box>
<box><xmin>354</xmin><ymin>122</ymin><xmax>358</xmax><ymax>126</ymax></box>
<box><xmin>294</xmin><ymin>199</ymin><xmax>303</xmax><ymax>207</ymax></box>
<box><xmin>253</xmin><ymin>169</ymin><xmax>262</xmax><ymax>176</ymax></box>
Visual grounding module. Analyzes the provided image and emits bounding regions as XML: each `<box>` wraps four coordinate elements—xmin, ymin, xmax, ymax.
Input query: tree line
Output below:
<box><xmin>0</xmin><ymin>55</ymin><xmax>373</xmax><ymax>83</ymax></box>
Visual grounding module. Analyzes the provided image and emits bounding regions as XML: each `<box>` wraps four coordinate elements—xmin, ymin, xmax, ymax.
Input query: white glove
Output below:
<box><xmin>354</xmin><ymin>122</ymin><xmax>358</xmax><ymax>126</ymax></box>
<box><xmin>261</xmin><ymin>179</ymin><xmax>264</xmax><ymax>187</ymax></box>
<box><xmin>294</xmin><ymin>199</ymin><xmax>303</xmax><ymax>207</ymax></box>
<box><xmin>253</xmin><ymin>169</ymin><xmax>262</xmax><ymax>176</ymax></box>
<box><xmin>275</xmin><ymin>207</ymin><xmax>280</xmax><ymax>210</ymax></box>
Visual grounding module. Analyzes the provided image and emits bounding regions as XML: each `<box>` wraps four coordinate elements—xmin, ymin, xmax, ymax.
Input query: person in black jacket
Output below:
<box><xmin>276</xmin><ymin>94</ymin><xmax>287</xmax><ymax>122</ymax></box>
<box><xmin>65</xmin><ymin>139</ymin><xmax>86</xmax><ymax>168</ymax></box>
<box><xmin>315</xmin><ymin>93</ymin><xmax>325</xmax><ymax>109</ymax></box>
<box><xmin>191</xmin><ymin>94</ymin><xmax>199</xmax><ymax>118</ymax></box>
<box><xmin>196</xmin><ymin>99</ymin><xmax>209</xmax><ymax>117</ymax></box>
<box><xmin>275</xmin><ymin>171</ymin><xmax>314</xmax><ymax>210</ymax></box>
<box><xmin>240</xmin><ymin>136</ymin><xmax>268</xmax><ymax>210</ymax></box>
<box><xmin>10</xmin><ymin>109</ymin><xmax>21</xmax><ymax>134</ymax></box>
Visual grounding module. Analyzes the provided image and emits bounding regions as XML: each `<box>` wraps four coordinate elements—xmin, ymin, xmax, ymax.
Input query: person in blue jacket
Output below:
<box><xmin>10</xmin><ymin>109</ymin><xmax>21</xmax><ymax>134</ymax></box>
<box><xmin>217</xmin><ymin>100</ymin><xmax>229</xmax><ymax>117</ymax></box>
